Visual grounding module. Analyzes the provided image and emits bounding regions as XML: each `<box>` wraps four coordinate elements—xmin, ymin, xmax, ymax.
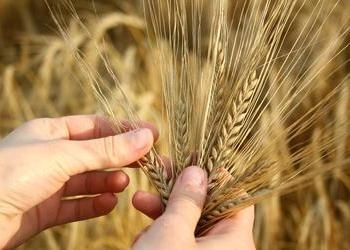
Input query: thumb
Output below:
<box><xmin>163</xmin><ymin>166</ymin><xmax>208</xmax><ymax>233</ymax></box>
<box><xmin>49</xmin><ymin>128</ymin><xmax>154</xmax><ymax>176</ymax></box>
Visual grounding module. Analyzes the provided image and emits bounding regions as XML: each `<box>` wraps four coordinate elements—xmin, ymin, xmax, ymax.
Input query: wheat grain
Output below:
<box><xmin>46</xmin><ymin>0</ymin><xmax>350</xmax><ymax>239</ymax></box>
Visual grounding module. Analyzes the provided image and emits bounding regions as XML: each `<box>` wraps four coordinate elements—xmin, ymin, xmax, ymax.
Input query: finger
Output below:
<box><xmin>206</xmin><ymin>205</ymin><xmax>255</xmax><ymax>236</ymax></box>
<box><xmin>52</xmin><ymin>128</ymin><xmax>154</xmax><ymax>175</ymax></box>
<box><xmin>54</xmin><ymin>193</ymin><xmax>117</xmax><ymax>225</ymax></box>
<box><xmin>56</xmin><ymin>115</ymin><xmax>159</xmax><ymax>141</ymax></box>
<box><xmin>22</xmin><ymin>115</ymin><xmax>159</xmax><ymax>141</ymax></box>
<box><xmin>132</xmin><ymin>191</ymin><xmax>164</xmax><ymax>220</ymax></box>
<box><xmin>162</xmin><ymin>166</ymin><xmax>207</xmax><ymax>233</ymax></box>
<box><xmin>57</xmin><ymin>115</ymin><xmax>116</xmax><ymax>140</ymax></box>
<box><xmin>64</xmin><ymin>171</ymin><xmax>129</xmax><ymax>196</ymax></box>
<box><xmin>135</xmin><ymin>121</ymin><xmax>160</xmax><ymax>142</ymax></box>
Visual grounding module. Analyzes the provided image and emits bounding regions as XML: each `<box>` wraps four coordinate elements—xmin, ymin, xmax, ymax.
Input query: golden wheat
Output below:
<box><xmin>48</xmin><ymin>0</ymin><xmax>350</xmax><ymax>236</ymax></box>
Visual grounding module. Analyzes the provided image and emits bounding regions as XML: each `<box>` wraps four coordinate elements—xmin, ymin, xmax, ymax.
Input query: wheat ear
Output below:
<box><xmin>206</xmin><ymin>71</ymin><xmax>259</xmax><ymax>192</ymax></box>
<box><xmin>139</xmin><ymin>150</ymin><xmax>170</xmax><ymax>203</ymax></box>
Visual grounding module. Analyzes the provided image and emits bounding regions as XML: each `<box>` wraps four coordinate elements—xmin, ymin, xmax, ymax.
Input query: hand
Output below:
<box><xmin>132</xmin><ymin>166</ymin><xmax>256</xmax><ymax>250</ymax></box>
<box><xmin>0</xmin><ymin>115</ymin><xmax>158</xmax><ymax>249</ymax></box>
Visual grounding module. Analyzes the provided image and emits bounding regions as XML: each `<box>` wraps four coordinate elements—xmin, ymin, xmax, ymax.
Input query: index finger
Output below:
<box><xmin>28</xmin><ymin>115</ymin><xmax>159</xmax><ymax>141</ymax></box>
<box><xmin>60</xmin><ymin>115</ymin><xmax>159</xmax><ymax>141</ymax></box>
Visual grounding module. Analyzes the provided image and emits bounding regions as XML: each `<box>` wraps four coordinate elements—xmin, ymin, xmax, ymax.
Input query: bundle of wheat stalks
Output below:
<box><xmin>48</xmin><ymin>0</ymin><xmax>350</xmax><ymax>236</ymax></box>
<box><xmin>1</xmin><ymin>0</ymin><xmax>349</xmax><ymax>248</ymax></box>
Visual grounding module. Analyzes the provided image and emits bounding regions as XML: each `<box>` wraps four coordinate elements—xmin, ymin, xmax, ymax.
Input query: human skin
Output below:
<box><xmin>132</xmin><ymin>166</ymin><xmax>256</xmax><ymax>250</ymax></box>
<box><xmin>0</xmin><ymin>115</ymin><xmax>158</xmax><ymax>249</ymax></box>
<box><xmin>0</xmin><ymin>115</ymin><xmax>255</xmax><ymax>249</ymax></box>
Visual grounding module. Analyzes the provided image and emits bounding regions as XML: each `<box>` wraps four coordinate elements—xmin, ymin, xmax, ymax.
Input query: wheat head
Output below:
<box><xmin>51</xmin><ymin>0</ymin><xmax>350</xmax><ymax>235</ymax></box>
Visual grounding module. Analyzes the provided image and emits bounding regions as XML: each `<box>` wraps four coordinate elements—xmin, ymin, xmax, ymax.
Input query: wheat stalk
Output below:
<box><xmin>142</xmin><ymin>0</ymin><xmax>350</xmax><ymax>235</ymax></box>
<box><xmin>206</xmin><ymin>71</ymin><xmax>259</xmax><ymax>193</ymax></box>
<box><xmin>50</xmin><ymin>0</ymin><xmax>350</xmax><ymax>236</ymax></box>
<box><xmin>139</xmin><ymin>150</ymin><xmax>170</xmax><ymax>203</ymax></box>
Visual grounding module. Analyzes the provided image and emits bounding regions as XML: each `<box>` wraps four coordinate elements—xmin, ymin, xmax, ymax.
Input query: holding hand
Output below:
<box><xmin>133</xmin><ymin>166</ymin><xmax>256</xmax><ymax>250</ymax></box>
<box><xmin>0</xmin><ymin>115</ymin><xmax>157</xmax><ymax>249</ymax></box>
<box><xmin>0</xmin><ymin>115</ymin><xmax>255</xmax><ymax>250</ymax></box>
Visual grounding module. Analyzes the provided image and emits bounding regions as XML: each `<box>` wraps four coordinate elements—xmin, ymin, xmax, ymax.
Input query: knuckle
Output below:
<box><xmin>157</xmin><ymin>214</ymin><xmax>193</xmax><ymax>240</ymax></box>
<box><xmin>92</xmin><ymin>115</ymin><xmax>103</xmax><ymax>138</ymax></box>
<box><xmin>102</xmin><ymin>136</ymin><xmax>120</xmax><ymax>166</ymax></box>
<box><xmin>45</xmin><ymin>140</ymin><xmax>73</xmax><ymax>177</ymax></box>
<box><xmin>171</xmin><ymin>188</ymin><xmax>205</xmax><ymax>209</ymax></box>
<box><xmin>157</xmin><ymin>214</ymin><xmax>180</xmax><ymax>231</ymax></box>
<box><xmin>170</xmin><ymin>195</ymin><xmax>201</xmax><ymax>211</ymax></box>
<box><xmin>22</xmin><ymin>118</ymin><xmax>65</xmax><ymax>139</ymax></box>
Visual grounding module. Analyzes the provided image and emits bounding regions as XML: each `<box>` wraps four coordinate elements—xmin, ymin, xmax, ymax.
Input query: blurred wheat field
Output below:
<box><xmin>0</xmin><ymin>0</ymin><xmax>349</xmax><ymax>249</ymax></box>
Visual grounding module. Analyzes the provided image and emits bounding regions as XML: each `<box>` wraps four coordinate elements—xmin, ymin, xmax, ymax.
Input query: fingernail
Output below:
<box><xmin>129</xmin><ymin>128</ymin><xmax>153</xmax><ymax>150</ymax></box>
<box><xmin>181</xmin><ymin>166</ymin><xmax>207</xmax><ymax>188</ymax></box>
